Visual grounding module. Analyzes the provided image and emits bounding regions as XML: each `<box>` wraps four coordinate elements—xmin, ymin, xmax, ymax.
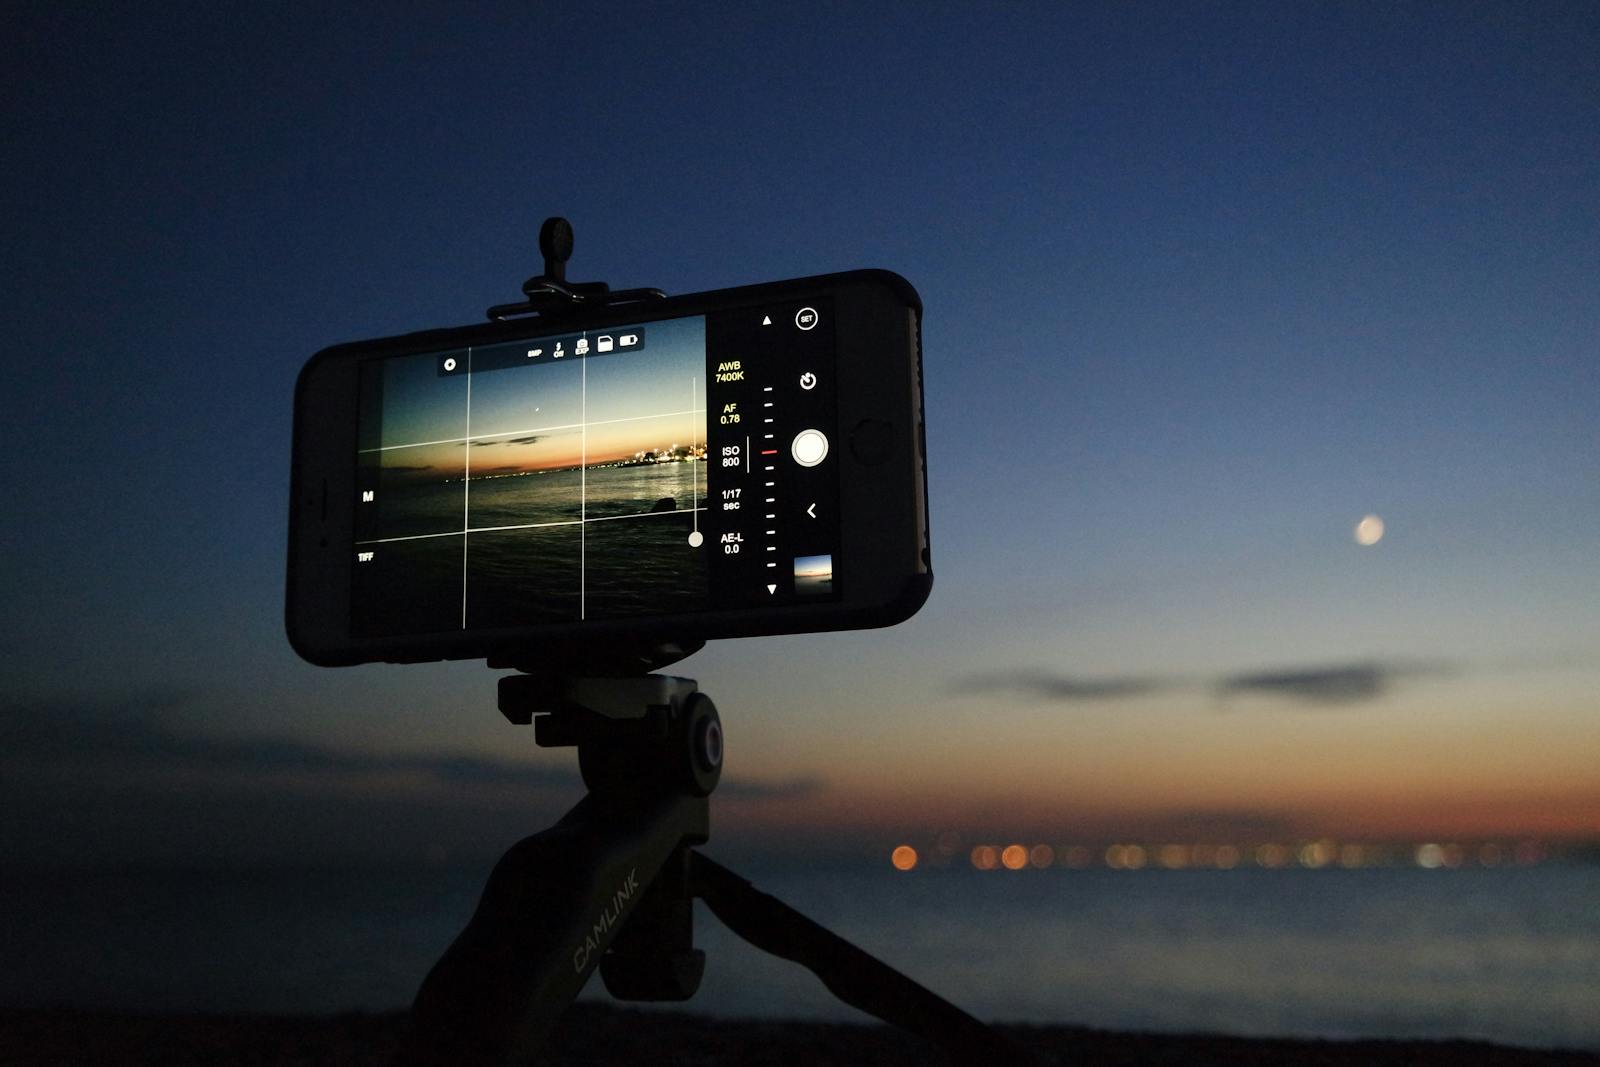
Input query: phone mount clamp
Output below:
<box><xmin>486</xmin><ymin>217</ymin><xmax>667</xmax><ymax>322</ymax></box>
<box><xmin>406</xmin><ymin>220</ymin><xmax>1041</xmax><ymax>1066</ymax></box>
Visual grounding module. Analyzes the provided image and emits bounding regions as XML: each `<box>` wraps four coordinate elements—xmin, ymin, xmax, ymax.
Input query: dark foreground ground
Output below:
<box><xmin>3</xmin><ymin>1004</ymin><xmax>1597</xmax><ymax>1066</ymax></box>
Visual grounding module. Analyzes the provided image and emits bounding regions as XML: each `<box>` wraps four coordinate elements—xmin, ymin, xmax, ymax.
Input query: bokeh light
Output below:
<box><xmin>1256</xmin><ymin>843</ymin><xmax>1289</xmax><ymax>868</ymax></box>
<box><xmin>1299</xmin><ymin>839</ymin><xmax>1335</xmax><ymax>869</ymax></box>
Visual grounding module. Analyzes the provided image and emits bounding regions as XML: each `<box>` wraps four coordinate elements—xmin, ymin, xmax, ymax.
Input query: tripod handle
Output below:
<box><xmin>406</xmin><ymin>791</ymin><xmax>708</xmax><ymax>1065</ymax></box>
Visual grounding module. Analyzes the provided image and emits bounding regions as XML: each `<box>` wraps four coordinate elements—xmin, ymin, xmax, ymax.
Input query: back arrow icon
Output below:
<box><xmin>805</xmin><ymin>503</ymin><xmax>817</xmax><ymax>518</ymax></box>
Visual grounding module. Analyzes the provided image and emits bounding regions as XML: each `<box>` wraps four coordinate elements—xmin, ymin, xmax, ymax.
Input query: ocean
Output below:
<box><xmin>372</xmin><ymin>459</ymin><xmax>705</xmax><ymax>534</ymax></box>
<box><xmin>357</xmin><ymin>462</ymin><xmax>709</xmax><ymax>632</ymax></box>
<box><xmin>466</xmin><ymin>463</ymin><xmax>708</xmax><ymax>624</ymax></box>
<box><xmin>1</xmin><ymin>862</ymin><xmax>1595</xmax><ymax>1052</ymax></box>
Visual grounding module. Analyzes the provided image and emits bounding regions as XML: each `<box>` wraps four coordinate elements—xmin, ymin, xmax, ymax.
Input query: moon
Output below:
<box><xmin>1354</xmin><ymin>514</ymin><xmax>1385</xmax><ymax>546</ymax></box>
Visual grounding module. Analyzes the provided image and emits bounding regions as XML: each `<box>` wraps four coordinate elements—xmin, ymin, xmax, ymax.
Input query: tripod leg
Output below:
<box><xmin>690</xmin><ymin>852</ymin><xmax>1047</xmax><ymax>1066</ymax></box>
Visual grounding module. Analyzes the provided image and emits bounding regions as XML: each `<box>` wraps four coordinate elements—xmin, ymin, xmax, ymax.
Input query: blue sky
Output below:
<box><xmin>2</xmin><ymin>4</ymin><xmax>1596</xmax><ymax>869</ymax></box>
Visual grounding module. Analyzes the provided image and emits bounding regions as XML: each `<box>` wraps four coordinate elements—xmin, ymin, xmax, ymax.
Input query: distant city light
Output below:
<box><xmin>891</xmin><ymin>845</ymin><xmax>918</xmax><ymax>871</ymax></box>
<box><xmin>1256</xmin><ymin>843</ymin><xmax>1290</xmax><ymax>868</ymax></box>
<box><xmin>1355</xmin><ymin>514</ymin><xmax>1386</xmax><ymax>545</ymax></box>
<box><xmin>936</xmin><ymin>837</ymin><xmax>1545</xmax><ymax>872</ymax></box>
<box><xmin>1299</xmin><ymin>839</ymin><xmax>1335</xmax><ymax>869</ymax></box>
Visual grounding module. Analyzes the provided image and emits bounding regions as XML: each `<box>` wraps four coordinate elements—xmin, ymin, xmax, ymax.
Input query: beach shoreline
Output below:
<box><xmin>4</xmin><ymin>1003</ymin><xmax>1597</xmax><ymax>1066</ymax></box>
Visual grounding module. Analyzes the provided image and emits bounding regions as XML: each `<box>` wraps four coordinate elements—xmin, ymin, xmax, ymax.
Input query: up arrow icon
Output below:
<box><xmin>761</xmin><ymin>315</ymin><xmax>772</xmax><ymax>326</ymax></box>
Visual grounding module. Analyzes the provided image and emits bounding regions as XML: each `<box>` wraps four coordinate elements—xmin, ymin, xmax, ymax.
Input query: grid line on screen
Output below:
<box><xmin>354</xmin><ymin>507</ymin><xmax>712</xmax><ymax>546</ymax></box>
<box><xmin>461</xmin><ymin>346</ymin><xmax>473</xmax><ymax>628</ymax></box>
<box><xmin>358</xmin><ymin>408</ymin><xmax>706</xmax><ymax>454</ymax></box>
<box><xmin>691</xmin><ymin>376</ymin><xmax>699</xmax><ymax>541</ymax></box>
<box><xmin>360</xmin><ymin>322</ymin><xmax>709</xmax><ymax>631</ymax></box>
<box><xmin>585</xmin><ymin>347</ymin><xmax>592</xmax><ymax>620</ymax></box>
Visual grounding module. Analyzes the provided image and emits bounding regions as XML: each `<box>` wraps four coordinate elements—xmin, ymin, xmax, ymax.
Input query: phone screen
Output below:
<box><xmin>351</xmin><ymin>300</ymin><xmax>840</xmax><ymax>636</ymax></box>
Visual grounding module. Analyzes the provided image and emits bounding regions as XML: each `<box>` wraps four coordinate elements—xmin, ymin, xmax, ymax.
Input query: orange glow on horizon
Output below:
<box><xmin>716</xmin><ymin>775</ymin><xmax>1600</xmax><ymax>846</ymax></box>
<box><xmin>891</xmin><ymin>845</ymin><xmax>918</xmax><ymax>871</ymax></box>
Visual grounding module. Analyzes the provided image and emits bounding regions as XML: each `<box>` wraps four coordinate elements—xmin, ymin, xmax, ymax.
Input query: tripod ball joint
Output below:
<box><xmin>682</xmin><ymin>693</ymin><xmax>723</xmax><ymax>797</ymax></box>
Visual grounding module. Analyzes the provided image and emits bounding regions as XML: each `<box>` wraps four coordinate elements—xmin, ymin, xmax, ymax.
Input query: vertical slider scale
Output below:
<box><xmin>704</xmin><ymin>297</ymin><xmax>840</xmax><ymax>606</ymax></box>
<box><xmin>402</xmin><ymin>220</ymin><xmax>1038</xmax><ymax>1066</ymax></box>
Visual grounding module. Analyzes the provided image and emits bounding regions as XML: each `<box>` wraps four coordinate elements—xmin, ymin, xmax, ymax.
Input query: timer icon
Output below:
<box><xmin>799</xmin><ymin>371</ymin><xmax>817</xmax><ymax>390</ymax></box>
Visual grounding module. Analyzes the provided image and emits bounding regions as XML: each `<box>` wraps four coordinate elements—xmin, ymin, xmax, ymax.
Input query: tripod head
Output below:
<box><xmin>499</xmin><ymin>672</ymin><xmax>721</xmax><ymax>800</ymax></box>
<box><xmin>485</xmin><ymin>637</ymin><xmax>704</xmax><ymax>680</ymax></box>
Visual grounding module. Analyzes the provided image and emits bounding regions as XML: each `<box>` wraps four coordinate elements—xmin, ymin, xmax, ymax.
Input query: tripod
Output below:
<box><xmin>404</xmin><ymin>665</ymin><xmax>1041</xmax><ymax>1065</ymax></box>
<box><xmin>403</xmin><ymin>222</ymin><xmax>1039</xmax><ymax>1064</ymax></box>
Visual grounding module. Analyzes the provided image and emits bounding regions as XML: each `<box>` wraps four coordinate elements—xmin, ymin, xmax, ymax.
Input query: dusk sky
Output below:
<box><xmin>2</xmin><ymin>5</ymin><xmax>1596</xmax><ymax>874</ymax></box>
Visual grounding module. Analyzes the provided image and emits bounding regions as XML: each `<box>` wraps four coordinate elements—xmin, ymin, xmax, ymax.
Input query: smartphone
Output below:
<box><xmin>287</xmin><ymin>270</ymin><xmax>930</xmax><ymax>667</ymax></box>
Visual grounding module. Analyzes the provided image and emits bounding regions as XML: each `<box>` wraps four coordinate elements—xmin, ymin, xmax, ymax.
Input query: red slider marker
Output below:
<box><xmin>760</xmin><ymin>449</ymin><xmax>778</xmax><ymax>455</ymax></box>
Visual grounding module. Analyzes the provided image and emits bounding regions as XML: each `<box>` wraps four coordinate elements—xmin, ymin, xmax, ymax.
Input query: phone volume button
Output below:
<box><xmin>849</xmin><ymin>419</ymin><xmax>895</xmax><ymax>466</ymax></box>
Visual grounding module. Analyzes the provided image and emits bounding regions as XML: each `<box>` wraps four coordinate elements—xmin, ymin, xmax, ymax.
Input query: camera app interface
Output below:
<box><xmin>351</xmin><ymin>301</ymin><xmax>839</xmax><ymax>636</ymax></box>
